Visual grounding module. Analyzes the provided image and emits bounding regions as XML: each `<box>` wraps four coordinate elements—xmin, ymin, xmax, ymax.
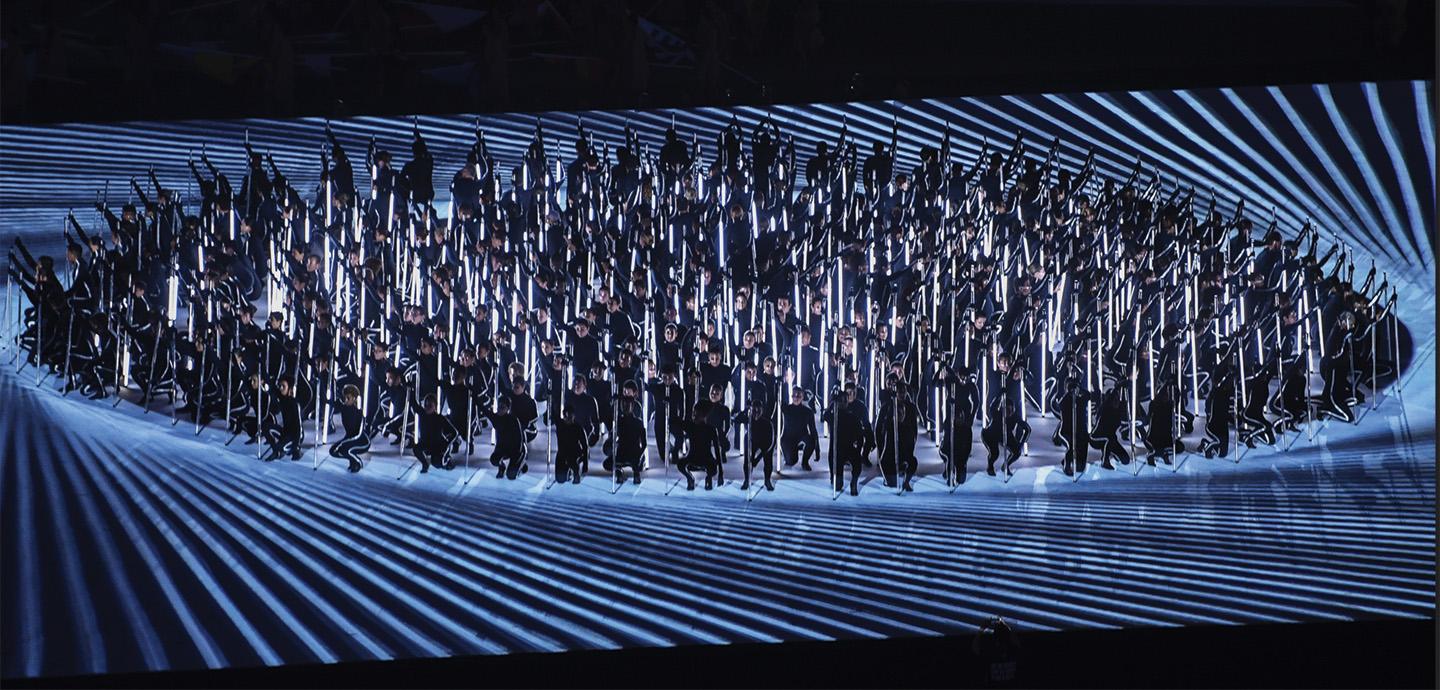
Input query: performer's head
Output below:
<box><xmin>572</xmin><ymin>377</ymin><xmax>587</xmax><ymax>394</ymax></box>
<box><xmin>799</xmin><ymin>326</ymin><xmax>812</xmax><ymax>346</ymax></box>
<box><xmin>342</xmin><ymin>385</ymin><xmax>360</xmax><ymax>406</ymax></box>
<box><xmin>762</xmin><ymin>357</ymin><xmax>775</xmax><ymax>375</ymax></box>
<box><xmin>277</xmin><ymin>377</ymin><xmax>293</xmax><ymax>397</ymax></box>
<box><xmin>708</xmin><ymin>349</ymin><xmax>722</xmax><ymax>367</ymax></box>
<box><xmin>790</xmin><ymin>387</ymin><xmax>805</xmax><ymax>405</ymax></box>
<box><xmin>709</xmin><ymin>385</ymin><xmax>724</xmax><ymax>403</ymax></box>
<box><xmin>422</xmin><ymin>394</ymin><xmax>438</xmax><ymax>414</ymax></box>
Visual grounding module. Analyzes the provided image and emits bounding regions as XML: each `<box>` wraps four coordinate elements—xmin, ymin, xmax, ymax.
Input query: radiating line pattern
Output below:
<box><xmin>0</xmin><ymin>80</ymin><xmax>1434</xmax><ymax>680</ymax></box>
<box><xmin>0</xmin><ymin>356</ymin><xmax>1432</xmax><ymax>681</ymax></box>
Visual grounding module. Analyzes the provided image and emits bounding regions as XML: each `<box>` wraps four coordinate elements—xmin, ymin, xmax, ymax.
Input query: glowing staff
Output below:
<box><xmin>1038</xmin><ymin>308</ymin><xmax>1048</xmax><ymax>418</ymax></box>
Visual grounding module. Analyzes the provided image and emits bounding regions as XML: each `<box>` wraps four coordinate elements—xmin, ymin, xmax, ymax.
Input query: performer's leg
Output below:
<box><xmin>802</xmin><ymin>430</ymin><xmax>818</xmax><ymax>470</ymax></box>
<box><xmin>741</xmin><ymin>447</ymin><xmax>754</xmax><ymax>490</ymax></box>
<box><xmin>880</xmin><ymin>445</ymin><xmax>898</xmax><ymax>486</ymax></box>
<box><xmin>1005</xmin><ymin>424</ymin><xmax>1027</xmax><ymax>469</ymax></box>
<box><xmin>679</xmin><ymin>461</ymin><xmax>696</xmax><ymax>491</ymax></box>
<box><xmin>762</xmin><ymin>447</ymin><xmax>775</xmax><ymax>490</ymax></box>
<box><xmin>262</xmin><ymin>424</ymin><xmax>283</xmax><ymax>460</ymax></box>
<box><xmin>781</xmin><ymin>433</ymin><xmax>800</xmax><ymax>467</ymax></box>
<box><xmin>982</xmin><ymin>424</ymin><xmax>1001</xmax><ymax>475</ymax></box>
<box><xmin>283</xmin><ymin>431</ymin><xmax>303</xmax><ymax>460</ymax></box>
<box><xmin>956</xmin><ymin>427</ymin><xmax>974</xmax><ymax>482</ymax></box>
<box><xmin>414</xmin><ymin>444</ymin><xmax>434</xmax><ymax>473</ymax></box>
<box><xmin>505</xmin><ymin>448</ymin><xmax>525</xmax><ymax>479</ymax></box>
<box><xmin>490</xmin><ymin>447</ymin><xmax>507</xmax><ymax>477</ymax></box>
<box><xmin>1109</xmin><ymin>432</ymin><xmax>1130</xmax><ymax>466</ymax></box>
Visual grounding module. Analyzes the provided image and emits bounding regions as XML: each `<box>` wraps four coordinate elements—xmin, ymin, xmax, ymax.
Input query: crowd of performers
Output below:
<box><xmin>4</xmin><ymin>114</ymin><xmax>1402</xmax><ymax>496</ymax></box>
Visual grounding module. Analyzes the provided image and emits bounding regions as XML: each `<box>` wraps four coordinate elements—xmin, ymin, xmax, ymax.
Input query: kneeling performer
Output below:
<box><xmin>328</xmin><ymin>384</ymin><xmax>370</xmax><ymax>472</ymax></box>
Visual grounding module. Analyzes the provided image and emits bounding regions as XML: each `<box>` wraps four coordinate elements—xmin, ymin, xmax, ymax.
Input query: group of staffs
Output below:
<box><xmin>2</xmin><ymin>111</ymin><xmax>1403</xmax><ymax>498</ymax></box>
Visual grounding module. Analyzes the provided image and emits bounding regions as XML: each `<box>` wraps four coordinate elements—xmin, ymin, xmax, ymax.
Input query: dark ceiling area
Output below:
<box><xmin>0</xmin><ymin>0</ymin><xmax>1434</xmax><ymax>125</ymax></box>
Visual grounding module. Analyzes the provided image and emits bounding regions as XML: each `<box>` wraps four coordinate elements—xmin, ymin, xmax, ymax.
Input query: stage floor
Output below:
<box><xmin>1</xmin><ymin>333</ymin><xmax>1432</xmax><ymax>680</ymax></box>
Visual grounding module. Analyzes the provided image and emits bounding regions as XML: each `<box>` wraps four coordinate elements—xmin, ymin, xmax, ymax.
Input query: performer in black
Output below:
<box><xmin>328</xmin><ymin>384</ymin><xmax>370</xmax><ymax>472</ymax></box>
<box><xmin>482</xmin><ymin>395</ymin><xmax>529</xmax><ymax>480</ymax></box>
<box><xmin>831</xmin><ymin>385</ymin><xmax>869</xmax><ymax>497</ymax></box>
<box><xmin>937</xmin><ymin>362</ymin><xmax>980</xmax><ymax>483</ymax></box>
<box><xmin>734</xmin><ymin>391</ymin><xmax>778</xmax><ymax>491</ymax></box>
<box><xmin>412</xmin><ymin>393</ymin><xmax>459</xmax><ymax>472</ymax></box>
<box><xmin>981</xmin><ymin>355</ymin><xmax>1030</xmax><ymax>476</ymax></box>
<box><xmin>877</xmin><ymin>377</ymin><xmax>921</xmax><ymax>491</ymax></box>
<box><xmin>610</xmin><ymin>394</ymin><xmax>647</xmax><ymax>485</ymax></box>
<box><xmin>262</xmin><ymin>376</ymin><xmax>304</xmax><ymax>462</ymax></box>
<box><xmin>780</xmin><ymin>386</ymin><xmax>819</xmax><ymax>471</ymax></box>
<box><xmin>678</xmin><ymin>403</ymin><xmax>721</xmax><ymax>491</ymax></box>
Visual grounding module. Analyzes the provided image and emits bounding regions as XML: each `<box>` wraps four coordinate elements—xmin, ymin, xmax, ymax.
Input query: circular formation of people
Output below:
<box><xmin>5</xmin><ymin>113</ymin><xmax>1401</xmax><ymax>498</ymax></box>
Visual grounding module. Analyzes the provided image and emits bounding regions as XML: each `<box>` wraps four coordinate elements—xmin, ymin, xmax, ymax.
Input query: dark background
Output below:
<box><xmin>1</xmin><ymin>1</ymin><xmax>1434</xmax><ymax>687</ymax></box>
<box><xmin>1</xmin><ymin>0</ymin><xmax>1433</xmax><ymax>125</ymax></box>
<box><xmin>10</xmin><ymin>619</ymin><xmax>1437</xmax><ymax>688</ymax></box>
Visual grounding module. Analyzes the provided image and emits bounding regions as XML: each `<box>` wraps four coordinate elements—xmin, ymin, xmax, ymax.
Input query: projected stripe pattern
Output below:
<box><xmin>0</xmin><ymin>362</ymin><xmax>1433</xmax><ymax>679</ymax></box>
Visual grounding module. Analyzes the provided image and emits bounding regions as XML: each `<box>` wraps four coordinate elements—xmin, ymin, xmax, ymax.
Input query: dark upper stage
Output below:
<box><xmin>1</xmin><ymin>0</ymin><xmax>1433</xmax><ymax>126</ymax></box>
